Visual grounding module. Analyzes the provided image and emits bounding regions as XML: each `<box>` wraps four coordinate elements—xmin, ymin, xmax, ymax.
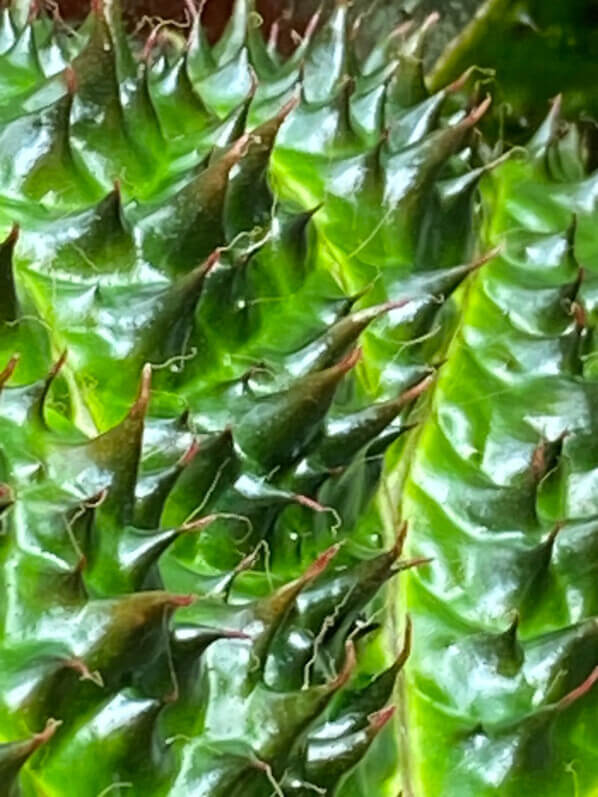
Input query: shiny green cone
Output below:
<box><xmin>0</xmin><ymin>0</ymin><xmax>597</xmax><ymax>795</ymax></box>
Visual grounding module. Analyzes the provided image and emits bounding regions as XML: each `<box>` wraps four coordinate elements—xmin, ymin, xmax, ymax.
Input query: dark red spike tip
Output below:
<box><xmin>131</xmin><ymin>363</ymin><xmax>152</xmax><ymax>419</ymax></box>
<box><xmin>0</xmin><ymin>354</ymin><xmax>19</xmax><ymax>388</ymax></box>
<box><xmin>294</xmin><ymin>494</ymin><xmax>328</xmax><ymax>513</ymax></box>
<box><xmin>200</xmin><ymin>248</ymin><xmax>222</xmax><ymax>276</ymax></box>
<box><xmin>331</xmin><ymin>640</ymin><xmax>357</xmax><ymax>689</ymax></box>
<box><xmin>64</xmin><ymin>66</ymin><xmax>78</xmax><ymax>95</ymax></box>
<box><xmin>304</xmin><ymin>9</ymin><xmax>322</xmax><ymax>40</ymax></box>
<box><xmin>33</xmin><ymin>718</ymin><xmax>61</xmax><ymax>749</ymax></box>
<box><xmin>559</xmin><ymin>666</ymin><xmax>598</xmax><ymax>711</ymax></box>
<box><xmin>4</xmin><ymin>223</ymin><xmax>19</xmax><ymax>246</ymax></box>
<box><xmin>304</xmin><ymin>544</ymin><xmax>340</xmax><ymax>581</ymax></box>
<box><xmin>394</xmin><ymin>556</ymin><xmax>434</xmax><ymax>573</ymax></box>
<box><xmin>392</xmin><ymin>522</ymin><xmax>409</xmax><ymax>558</ymax></box>
<box><xmin>179</xmin><ymin>439</ymin><xmax>200</xmax><ymax>468</ymax></box>
<box><xmin>337</xmin><ymin>347</ymin><xmax>362</xmax><ymax>374</ymax></box>
<box><xmin>398</xmin><ymin>374</ymin><xmax>435</xmax><ymax>407</ymax></box>
<box><xmin>465</xmin><ymin>96</ymin><xmax>492</xmax><ymax>127</ymax></box>
<box><xmin>422</xmin><ymin>11</ymin><xmax>440</xmax><ymax>32</ymax></box>
<box><xmin>47</xmin><ymin>350</ymin><xmax>68</xmax><ymax>381</ymax></box>
<box><xmin>398</xmin><ymin>614</ymin><xmax>413</xmax><ymax>666</ymax></box>
<box><xmin>180</xmin><ymin>514</ymin><xmax>218</xmax><ymax>532</ymax></box>
<box><xmin>275</xmin><ymin>93</ymin><xmax>300</xmax><ymax>124</ymax></box>
<box><xmin>0</xmin><ymin>482</ymin><xmax>14</xmax><ymax>507</ymax></box>
<box><xmin>143</xmin><ymin>27</ymin><xmax>160</xmax><ymax>63</ymax></box>
<box><xmin>166</xmin><ymin>594</ymin><xmax>195</xmax><ymax>609</ymax></box>
<box><xmin>368</xmin><ymin>705</ymin><xmax>395</xmax><ymax>732</ymax></box>
<box><xmin>469</xmin><ymin>247</ymin><xmax>502</xmax><ymax>272</ymax></box>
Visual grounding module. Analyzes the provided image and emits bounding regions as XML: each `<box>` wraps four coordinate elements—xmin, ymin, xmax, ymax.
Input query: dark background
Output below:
<box><xmin>51</xmin><ymin>0</ymin><xmax>598</xmax><ymax>133</ymax></box>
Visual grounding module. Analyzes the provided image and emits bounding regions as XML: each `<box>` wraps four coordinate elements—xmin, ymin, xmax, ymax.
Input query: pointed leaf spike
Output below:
<box><xmin>397</xmin><ymin>615</ymin><xmax>413</xmax><ymax>671</ymax></box>
<box><xmin>88</xmin><ymin>365</ymin><xmax>152</xmax><ymax>523</ymax></box>
<box><xmin>558</xmin><ymin>666</ymin><xmax>598</xmax><ymax>711</ymax></box>
<box><xmin>331</xmin><ymin>640</ymin><xmax>357</xmax><ymax>689</ymax></box>
<box><xmin>0</xmin><ymin>354</ymin><xmax>19</xmax><ymax>389</ymax></box>
<box><xmin>0</xmin><ymin>718</ymin><xmax>61</xmax><ymax>786</ymax></box>
<box><xmin>368</xmin><ymin>705</ymin><xmax>395</xmax><ymax>732</ymax></box>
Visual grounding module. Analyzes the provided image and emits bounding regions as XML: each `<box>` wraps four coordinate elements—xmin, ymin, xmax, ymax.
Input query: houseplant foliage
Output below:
<box><xmin>0</xmin><ymin>0</ymin><xmax>597</xmax><ymax>795</ymax></box>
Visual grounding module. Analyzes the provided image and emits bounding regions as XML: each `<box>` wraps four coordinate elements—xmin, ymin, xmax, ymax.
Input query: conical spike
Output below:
<box><xmin>162</xmin><ymin>428</ymin><xmax>240</xmax><ymax>527</ymax></box>
<box><xmin>237</xmin><ymin>349</ymin><xmax>360</xmax><ymax>470</ymax></box>
<box><xmin>142</xmin><ymin>134</ymin><xmax>250</xmax><ymax>269</ymax></box>
<box><xmin>171</xmin><ymin>623</ymin><xmax>249</xmax><ymax>656</ymax></box>
<box><xmin>303</xmin><ymin>2</ymin><xmax>347</xmax><ymax>105</ymax></box>
<box><xmin>225</xmin><ymin>96</ymin><xmax>298</xmax><ymax>237</ymax></box>
<box><xmin>0</xmin><ymin>353</ymin><xmax>19</xmax><ymax>389</ymax></box>
<box><xmin>55</xmin><ymin>183</ymin><xmax>133</xmax><ymax>274</ymax></box>
<box><xmin>87</xmin><ymin>364</ymin><xmax>152</xmax><ymax>523</ymax></box>
<box><xmin>87</xmin><ymin>517</ymin><xmax>209</xmax><ymax>596</ymax></box>
<box><xmin>0</xmin><ymin>718</ymin><xmax>60</xmax><ymax>787</ymax></box>
<box><xmin>137</xmin><ymin>249</ymin><xmax>220</xmax><ymax>367</ymax></box>
<box><xmin>81</xmin><ymin>590</ymin><xmax>193</xmax><ymax>679</ymax></box>
<box><xmin>529</xmin><ymin>94</ymin><xmax>563</xmax><ymax>159</ymax></box>
<box><xmin>288</xmin><ymin>300</ymin><xmax>409</xmax><ymax>376</ymax></box>
<box><xmin>317</xmin><ymin>373</ymin><xmax>433</xmax><ymax>466</ymax></box>
<box><xmin>387</xmin><ymin>13</ymin><xmax>439</xmax><ymax>109</ymax></box>
<box><xmin>253</xmin><ymin>545</ymin><xmax>339</xmax><ymax>654</ymax></box>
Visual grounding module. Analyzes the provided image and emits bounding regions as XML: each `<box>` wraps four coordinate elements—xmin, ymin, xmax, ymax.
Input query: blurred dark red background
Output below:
<box><xmin>55</xmin><ymin>0</ymin><xmax>313</xmax><ymax>46</ymax></box>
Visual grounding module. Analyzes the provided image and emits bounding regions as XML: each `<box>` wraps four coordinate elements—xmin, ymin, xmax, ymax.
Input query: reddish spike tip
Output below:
<box><xmin>91</xmin><ymin>0</ymin><xmax>104</xmax><ymax>16</ymax></box>
<box><xmin>572</xmin><ymin>301</ymin><xmax>587</xmax><ymax>328</ymax></box>
<box><xmin>304</xmin><ymin>9</ymin><xmax>322</xmax><ymax>40</ymax></box>
<box><xmin>226</xmin><ymin>134</ymin><xmax>251</xmax><ymax>166</ymax></box>
<box><xmin>0</xmin><ymin>354</ymin><xmax>20</xmax><ymax>387</ymax></box>
<box><xmin>392</xmin><ymin>521</ymin><xmax>409</xmax><ymax>557</ymax></box>
<box><xmin>277</xmin><ymin>94</ymin><xmax>300</xmax><ymax>123</ymax></box>
<box><xmin>33</xmin><ymin>718</ymin><xmax>62</xmax><ymax>748</ymax></box>
<box><xmin>401</xmin><ymin>615</ymin><xmax>413</xmax><ymax>657</ymax></box>
<box><xmin>5</xmin><ymin>223</ymin><xmax>19</xmax><ymax>246</ymax></box>
<box><xmin>304</xmin><ymin>544</ymin><xmax>340</xmax><ymax>580</ymax></box>
<box><xmin>337</xmin><ymin>347</ymin><xmax>362</xmax><ymax>374</ymax></box>
<box><xmin>559</xmin><ymin>666</ymin><xmax>598</xmax><ymax>711</ymax></box>
<box><xmin>133</xmin><ymin>364</ymin><xmax>152</xmax><ymax>416</ymax></box>
<box><xmin>398</xmin><ymin>374</ymin><xmax>434</xmax><ymax>407</ymax></box>
<box><xmin>75</xmin><ymin>553</ymin><xmax>87</xmax><ymax>574</ymax></box>
<box><xmin>332</xmin><ymin>640</ymin><xmax>357</xmax><ymax>689</ymax></box>
<box><xmin>546</xmin><ymin>522</ymin><xmax>563</xmax><ymax>547</ymax></box>
<box><xmin>391</xmin><ymin>20</ymin><xmax>414</xmax><ymax>40</ymax></box>
<box><xmin>64</xmin><ymin>66</ymin><xmax>78</xmax><ymax>95</ymax></box>
<box><xmin>181</xmin><ymin>514</ymin><xmax>218</xmax><ymax>532</ymax></box>
<box><xmin>167</xmin><ymin>594</ymin><xmax>195</xmax><ymax>609</ymax></box>
<box><xmin>469</xmin><ymin>247</ymin><xmax>502</xmax><ymax>272</ymax></box>
<box><xmin>447</xmin><ymin>65</ymin><xmax>478</xmax><ymax>95</ymax></box>
<box><xmin>143</xmin><ymin>27</ymin><xmax>160</xmax><ymax>63</ymax></box>
<box><xmin>0</xmin><ymin>483</ymin><xmax>14</xmax><ymax>506</ymax></box>
<box><xmin>466</xmin><ymin>95</ymin><xmax>492</xmax><ymax>126</ymax></box>
<box><xmin>294</xmin><ymin>494</ymin><xmax>327</xmax><ymax>513</ymax></box>
<box><xmin>48</xmin><ymin>350</ymin><xmax>68</xmax><ymax>381</ymax></box>
<box><xmin>551</xmin><ymin>93</ymin><xmax>563</xmax><ymax>115</ymax></box>
<box><xmin>223</xmin><ymin>628</ymin><xmax>251</xmax><ymax>641</ymax></box>
<box><xmin>378</xmin><ymin>298</ymin><xmax>411</xmax><ymax>315</ymax></box>
<box><xmin>201</xmin><ymin>248</ymin><xmax>222</xmax><ymax>276</ymax></box>
<box><xmin>369</xmin><ymin>705</ymin><xmax>395</xmax><ymax>732</ymax></box>
<box><xmin>179</xmin><ymin>439</ymin><xmax>200</xmax><ymax>468</ymax></box>
<box><xmin>395</xmin><ymin>556</ymin><xmax>434</xmax><ymax>573</ymax></box>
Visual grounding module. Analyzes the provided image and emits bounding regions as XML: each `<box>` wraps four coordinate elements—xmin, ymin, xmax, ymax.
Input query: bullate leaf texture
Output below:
<box><xmin>0</xmin><ymin>1</ymin><xmax>596</xmax><ymax>796</ymax></box>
